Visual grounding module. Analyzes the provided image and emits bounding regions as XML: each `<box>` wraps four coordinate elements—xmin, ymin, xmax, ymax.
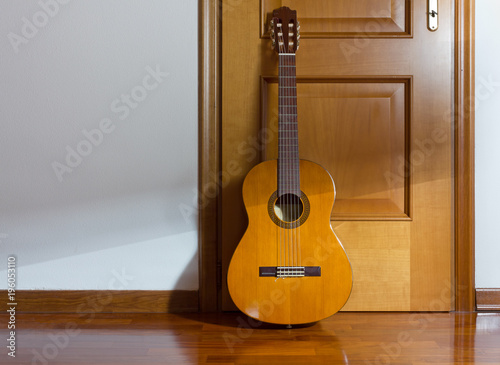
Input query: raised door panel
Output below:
<box><xmin>261</xmin><ymin>0</ymin><xmax>411</xmax><ymax>37</ymax></box>
<box><xmin>262</xmin><ymin>78</ymin><xmax>410</xmax><ymax>220</ymax></box>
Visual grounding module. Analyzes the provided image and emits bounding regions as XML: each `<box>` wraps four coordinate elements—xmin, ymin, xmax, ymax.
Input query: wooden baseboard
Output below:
<box><xmin>476</xmin><ymin>288</ymin><xmax>500</xmax><ymax>311</ymax></box>
<box><xmin>0</xmin><ymin>290</ymin><xmax>198</xmax><ymax>313</ymax></box>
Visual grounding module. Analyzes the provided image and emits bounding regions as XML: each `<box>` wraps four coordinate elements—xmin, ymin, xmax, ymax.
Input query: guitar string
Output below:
<box><xmin>278</xmin><ymin>24</ymin><xmax>285</xmax><ymax>277</ymax></box>
<box><xmin>290</xmin><ymin>50</ymin><xmax>297</xmax><ymax>271</ymax></box>
<box><xmin>287</xmin><ymin>41</ymin><xmax>294</xmax><ymax>275</ymax></box>
<box><xmin>290</xmin><ymin>50</ymin><xmax>298</xmax><ymax>272</ymax></box>
<box><xmin>278</xmin><ymin>37</ymin><xmax>281</xmax><ymax>275</ymax></box>
<box><xmin>286</xmin><ymin>43</ymin><xmax>297</xmax><ymax>273</ymax></box>
<box><xmin>293</xmin><ymin>51</ymin><xmax>299</xmax><ymax>272</ymax></box>
<box><xmin>293</xmin><ymin>47</ymin><xmax>301</xmax><ymax>270</ymax></box>
<box><xmin>282</xmin><ymin>34</ymin><xmax>291</xmax><ymax>277</ymax></box>
<box><xmin>289</xmin><ymin>51</ymin><xmax>296</xmax><ymax>274</ymax></box>
<box><xmin>287</xmin><ymin>29</ymin><xmax>291</xmax><ymax>276</ymax></box>
<box><xmin>287</xmin><ymin>51</ymin><xmax>292</xmax><ymax>275</ymax></box>
<box><xmin>282</xmin><ymin>49</ymin><xmax>291</xmax><ymax>277</ymax></box>
<box><xmin>278</xmin><ymin>23</ymin><xmax>302</xmax><ymax>277</ymax></box>
<box><xmin>282</xmin><ymin>31</ymin><xmax>290</xmax><ymax>277</ymax></box>
<box><xmin>286</xmin><ymin>51</ymin><xmax>292</xmax><ymax>275</ymax></box>
<box><xmin>283</xmin><ymin>30</ymin><xmax>290</xmax><ymax>276</ymax></box>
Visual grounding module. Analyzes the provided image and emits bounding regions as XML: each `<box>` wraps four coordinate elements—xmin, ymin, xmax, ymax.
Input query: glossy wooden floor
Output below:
<box><xmin>1</xmin><ymin>312</ymin><xmax>499</xmax><ymax>364</ymax></box>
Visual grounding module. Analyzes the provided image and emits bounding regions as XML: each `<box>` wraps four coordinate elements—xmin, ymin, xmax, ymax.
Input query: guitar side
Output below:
<box><xmin>227</xmin><ymin>159</ymin><xmax>353</xmax><ymax>325</ymax></box>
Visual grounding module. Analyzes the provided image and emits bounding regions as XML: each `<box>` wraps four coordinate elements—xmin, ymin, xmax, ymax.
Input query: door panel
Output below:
<box><xmin>262</xmin><ymin>78</ymin><xmax>410</xmax><ymax>220</ymax></box>
<box><xmin>261</xmin><ymin>0</ymin><xmax>411</xmax><ymax>37</ymax></box>
<box><xmin>222</xmin><ymin>0</ymin><xmax>453</xmax><ymax>311</ymax></box>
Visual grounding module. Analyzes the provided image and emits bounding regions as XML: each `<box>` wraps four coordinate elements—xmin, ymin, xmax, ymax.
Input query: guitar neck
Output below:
<box><xmin>278</xmin><ymin>53</ymin><xmax>300</xmax><ymax>197</ymax></box>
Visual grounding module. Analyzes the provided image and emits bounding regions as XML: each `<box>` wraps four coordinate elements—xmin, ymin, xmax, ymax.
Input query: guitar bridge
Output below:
<box><xmin>259</xmin><ymin>266</ymin><xmax>321</xmax><ymax>278</ymax></box>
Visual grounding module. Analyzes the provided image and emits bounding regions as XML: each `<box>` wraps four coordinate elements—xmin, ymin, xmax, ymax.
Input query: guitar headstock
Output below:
<box><xmin>269</xmin><ymin>7</ymin><xmax>300</xmax><ymax>54</ymax></box>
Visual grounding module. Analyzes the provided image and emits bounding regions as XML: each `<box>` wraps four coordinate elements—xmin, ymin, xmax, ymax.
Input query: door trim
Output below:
<box><xmin>199</xmin><ymin>0</ymin><xmax>476</xmax><ymax>312</ymax></box>
<box><xmin>198</xmin><ymin>0</ymin><xmax>220</xmax><ymax>312</ymax></box>
<box><xmin>454</xmin><ymin>0</ymin><xmax>475</xmax><ymax>311</ymax></box>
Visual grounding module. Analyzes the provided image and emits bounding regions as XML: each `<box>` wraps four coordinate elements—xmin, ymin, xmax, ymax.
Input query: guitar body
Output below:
<box><xmin>227</xmin><ymin>159</ymin><xmax>353</xmax><ymax>325</ymax></box>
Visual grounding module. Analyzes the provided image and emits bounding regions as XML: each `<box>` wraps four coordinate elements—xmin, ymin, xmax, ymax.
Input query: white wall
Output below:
<box><xmin>475</xmin><ymin>0</ymin><xmax>500</xmax><ymax>288</ymax></box>
<box><xmin>0</xmin><ymin>0</ymin><xmax>198</xmax><ymax>290</ymax></box>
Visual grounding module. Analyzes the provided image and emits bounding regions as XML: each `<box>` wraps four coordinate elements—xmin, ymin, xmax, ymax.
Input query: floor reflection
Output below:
<box><xmin>3</xmin><ymin>312</ymin><xmax>500</xmax><ymax>364</ymax></box>
<box><xmin>454</xmin><ymin>312</ymin><xmax>500</xmax><ymax>363</ymax></box>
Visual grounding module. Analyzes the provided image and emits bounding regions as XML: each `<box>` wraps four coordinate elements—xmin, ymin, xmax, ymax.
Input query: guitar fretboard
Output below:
<box><xmin>278</xmin><ymin>54</ymin><xmax>300</xmax><ymax>197</ymax></box>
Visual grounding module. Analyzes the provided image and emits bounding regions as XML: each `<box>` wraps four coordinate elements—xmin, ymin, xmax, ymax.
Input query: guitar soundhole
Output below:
<box><xmin>274</xmin><ymin>193</ymin><xmax>303</xmax><ymax>223</ymax></box>
<box><xmin>268</xmin><ymin>191</ymin><xmax>310</xmax><ymax>229</ymax></box>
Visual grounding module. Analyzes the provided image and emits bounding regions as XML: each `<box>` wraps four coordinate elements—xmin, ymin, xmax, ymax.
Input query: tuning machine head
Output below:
<box><xmin>296</xmin><ymin>20</ymin><xmax>300</xmax><ymax>49</ymax></box>
<box><xmin>269</xmin><ymin>18</ymin><xmax>276</xmax><ymax>49</ymax></box>
<box><xmin>269</xmin><ymin>19</ymin><xmax>275</xmax><ymax>35</ymax></box>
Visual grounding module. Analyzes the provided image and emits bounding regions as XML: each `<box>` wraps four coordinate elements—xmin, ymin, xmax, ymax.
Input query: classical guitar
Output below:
<box><xmin>227</xmin><ymin>6</ymin><xmax>353</xmax><ymax>326</ymax></box>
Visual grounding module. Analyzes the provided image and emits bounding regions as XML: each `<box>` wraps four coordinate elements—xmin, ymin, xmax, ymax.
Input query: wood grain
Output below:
<box><xmin>202</xmin><ymin>0</ymin><xmax>475</xmax><ymax>313</ymax></box>
<box><xmin>2</xmin><ymin>312</ymin><xmax>499</xmax><ymax>364</ymax></box>
<box><xmin>476</xmin><ymin>288</ymin><xmax>500</xmax><ymax>311</ymax></box>
<box><xmin>221</xmin><ymin>0</ymin><xmax>454</xmax><ymax>312</ymax></box>
<box><xmin>261</xmin><ymin>0</ymin><xmax>412</xmax><ymax>38</ymax></box>
<box><xmin>332</xmin><ymin>220</ymin><xmax>411</xmax><ymax>311</ymax></box>
<box><xmin>454</xmin><ymin>0</ymin><xmax>476</xmax><ymax>312</ymax></box>
<box><xmin>262</xmin><ymin>77</ymin><xmax>411</xmax><ymax>220</ymax></box>
<box><xmin>0</xmin><ymin>290</ymin><xmax>198</xmax><ymax>313</ymax></box>
<box><xmin>199</xmin><ymin>0</ymin><xmax>221</xmax><ymax>312</ymax></box>
<box><xmin>227</xmin><ymin>160</ymin><xmax>352</xmax><ymax>324</ymax></box>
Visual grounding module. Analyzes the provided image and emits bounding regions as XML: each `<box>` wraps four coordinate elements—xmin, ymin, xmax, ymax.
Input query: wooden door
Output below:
<box><xmin>221</xmin><ymin>0</ymin><xmax>454</xmax><ymax>311</ymax></box>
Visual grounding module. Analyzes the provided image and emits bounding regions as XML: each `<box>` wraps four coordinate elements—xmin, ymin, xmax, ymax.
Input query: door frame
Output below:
<box><xmin>198</xmin><ymin>0</ymin><xmax>476</xmax><ymax>312</ymax></box>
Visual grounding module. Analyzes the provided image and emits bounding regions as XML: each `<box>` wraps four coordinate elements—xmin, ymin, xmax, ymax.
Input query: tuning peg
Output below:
<box><xmin>271</xmin><ymin>39</ymin><xmax>276</xmax><ymax>49</ymax></box>
<box><xmin>270</xmin><ymin>19</ymin><xmax>274</xmax><ymax>27</ymax></box>
<box><xmin>270</xmin><ymin>30</ymin><xmax>275</xmax><ymax>40</ymax></box>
